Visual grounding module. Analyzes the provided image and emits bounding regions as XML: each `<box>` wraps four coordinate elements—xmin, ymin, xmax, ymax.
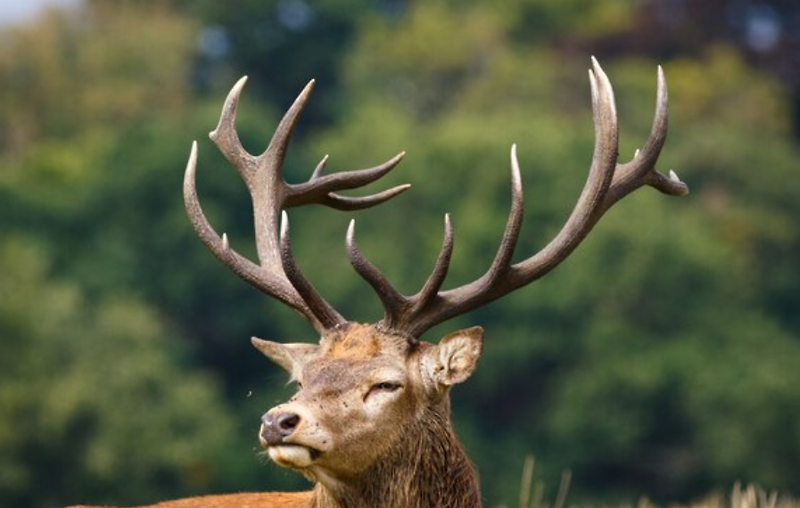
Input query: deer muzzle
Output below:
<box><xmin>260</xmin><ymin>409</ymin><xmax>301</xmax><ymax>446</ymax></box>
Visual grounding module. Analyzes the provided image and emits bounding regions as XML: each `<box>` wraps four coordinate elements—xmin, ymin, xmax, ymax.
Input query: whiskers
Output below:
<box><xmin>254</xmin><ymin>447</ymin><xmax>272</xmax><ymax>465</ymax></box>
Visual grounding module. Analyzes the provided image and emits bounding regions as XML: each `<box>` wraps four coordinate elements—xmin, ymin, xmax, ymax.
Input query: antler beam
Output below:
<box><xmin>347</xmin><ymin>58</ymin><xmax>689</xmax><ymax>338</ymax></box>
<box><xmin>184</xmin><ymin>77</ymin><xmax>408</xmax><ymax>333</ymax></box>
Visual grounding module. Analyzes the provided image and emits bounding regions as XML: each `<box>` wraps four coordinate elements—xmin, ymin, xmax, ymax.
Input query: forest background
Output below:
<box><xmin>1</xmin><ymin>1</ymin><xmax>799</xmax><ymax>507</ymax></box>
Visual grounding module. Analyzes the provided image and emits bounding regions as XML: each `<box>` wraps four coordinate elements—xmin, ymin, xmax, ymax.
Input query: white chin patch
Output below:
<box><xmin>268</xmin><ymin>445</ymin><xmax>314</xmax><ymax>468</ymax></box>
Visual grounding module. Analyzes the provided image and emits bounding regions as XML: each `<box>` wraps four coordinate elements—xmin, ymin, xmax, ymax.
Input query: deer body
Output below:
<box><xmin>69</xmin><ymin>492</ymin><xmax>312</xmax><ymax>508</ymax></box>
<box><xmin>65</xmin><ymin>59</ymin><xmax>687</xmax><ymax>508</ymax></box>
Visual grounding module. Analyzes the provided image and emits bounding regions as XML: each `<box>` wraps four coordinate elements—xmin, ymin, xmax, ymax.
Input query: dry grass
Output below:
<box><xmin>684</xmin><ymin>483</ymin><xmax>795</xmax><ymax>508</ymax></box>
<box><xmin>494</xmin><ymin>456</ymin><xmax>797</xmax><ymax>508</ymax></box>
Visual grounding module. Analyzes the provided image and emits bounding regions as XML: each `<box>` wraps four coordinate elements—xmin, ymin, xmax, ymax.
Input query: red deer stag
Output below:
<box><xmin>67</xmin><ymin>58</ymin><xmax>687</xmax><ymax>508</ymax></box>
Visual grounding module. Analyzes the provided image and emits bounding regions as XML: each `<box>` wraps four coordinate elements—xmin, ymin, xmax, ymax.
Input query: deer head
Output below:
<box><xmin>183</xmin><ymin>58</ymin><xmax>688</xmax><ymax>508</ymax></box>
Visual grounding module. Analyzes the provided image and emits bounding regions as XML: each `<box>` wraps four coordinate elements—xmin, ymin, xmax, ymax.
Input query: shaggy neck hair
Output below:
<box><xmin>309</xmin><ymin>405</ymin><xmax>481</xmax><ymax>508</ymax></box>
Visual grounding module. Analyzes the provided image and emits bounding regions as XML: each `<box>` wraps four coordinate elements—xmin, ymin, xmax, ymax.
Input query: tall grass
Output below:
<box><xmin>494</xmin><ymin>457</ymin><xmax>797</xmax><ymax>508</ymax></box>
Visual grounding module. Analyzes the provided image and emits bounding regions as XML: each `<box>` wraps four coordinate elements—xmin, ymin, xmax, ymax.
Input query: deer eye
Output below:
<box><xmin>373</xmin><ymin>382</ymin><xmax>401</xmax><ymax>392</ymax></box>
<box><xmin>366</xmin><ymin>381</ymin><xmax>403</xmax><ymax>400</ymax></box>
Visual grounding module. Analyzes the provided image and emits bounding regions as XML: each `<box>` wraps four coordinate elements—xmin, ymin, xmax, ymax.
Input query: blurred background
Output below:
<box><xmin>1</xmin><ymin>0</ymin><xmax>799</xmax><ymax>507</ymax></box>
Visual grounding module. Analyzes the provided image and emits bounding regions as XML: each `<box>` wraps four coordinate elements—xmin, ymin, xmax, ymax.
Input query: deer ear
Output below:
<box><xmin>422</xmin><ymin>326</ymin><xmax>484</xmax><ymax>388</ymax></box>
<box><xmin>251</xmin><ymin>337</ymin><xmax>318</xmax><ymax>380</ymax></box>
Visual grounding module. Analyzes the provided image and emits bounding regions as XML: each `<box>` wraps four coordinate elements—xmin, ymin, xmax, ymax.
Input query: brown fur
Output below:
<box><xmin>306</xmin><ymin>406</ymin><xmax>480</xmax><ymax>508</ymax></box>
<box><xmin>65</xmin><ymin>491</ymin><xmax>313</xmax><ymax>508</ymax></box>
<box><xmin>326</xmin><ymin>324</ymin><xmax>383</xmax><ymax>360</ymax></box>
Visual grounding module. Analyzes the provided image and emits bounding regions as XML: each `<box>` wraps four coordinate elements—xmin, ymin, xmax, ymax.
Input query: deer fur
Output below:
<box><xmin>254</xmin><ymin>323</ymin><xmax>483</xmax><ymax>508</ymax></box>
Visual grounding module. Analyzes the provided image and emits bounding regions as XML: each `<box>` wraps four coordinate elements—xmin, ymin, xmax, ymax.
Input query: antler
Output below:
<box><xmin>184</xmin><ymin>77</ymin><xmax>408</xmax><ymax>333</ymax></box>
<box><xmin>347</xmin><ymin>58</ymin><xmax>689</xmax><ymax>338</ymax></box>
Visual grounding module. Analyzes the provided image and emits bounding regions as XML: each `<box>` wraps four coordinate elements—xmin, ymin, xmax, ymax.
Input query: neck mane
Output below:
<box><xmin>309</xmin><ymin>406</ymin><xmax>481</xmax><ymax>508</ymax></box>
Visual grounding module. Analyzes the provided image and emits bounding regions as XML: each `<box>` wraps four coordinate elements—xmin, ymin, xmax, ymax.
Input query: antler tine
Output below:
<box><xmin>301</xmin><ymin>154</ymin><xmax>412</xmax><ymax>210</ymax></box>
<box><xmin>606</xmin><ymin>65</ymin><xmax>688</xmax><ymax>206</ymax></box>
<box><xmin>280</xmin><ymin>212</ymin><xmax>347</xmax><ymax>330</ymax></box>
<box><xmin>346</xmin><ymin>220</ymin><xmax>406</xmax><ymax>325</ymax></box>
<box><xmin>323</xmin><ymin>183</ymin><xmax>413</xmax><ymax>211</ymax></box>
<box><xmin>347</xmin><ymin>214</ymin><xmax>454</xmax><ymax>333</ymax></box>
<box><xmin>483</xmin><ymin>144</ymin><xmax>525</xmax><ymax>284</ymax></box>
<box><xmin>263</xmin><ymin>79</ymin><xmax>316</xmax><ymax>170</ymax></box>
<box><xmin>311</xmin><ymin>155</ymin><xmax>329</xmax><ymax>180</ymax></box>
<box><xmin>286</xmin><ymin>152</ymin><xmax>408</xmax><ymax>207</ymax></box>
<box><xmin>209</xmin><ymin>76</ymin><xmax>256</xmax><ymax>179</ymax></box>
<box><xmin>412</xmin><ymin>214</ymin><xmax>455</xmax><ymax>312</ymax></box>
<box><xmin>634</xmin><ymin>65</ymin><xmax>669</xmax><ymax>176</ymax></box>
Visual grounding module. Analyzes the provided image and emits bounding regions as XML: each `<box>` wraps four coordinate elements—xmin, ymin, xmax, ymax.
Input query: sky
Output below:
<box><xmin>0</xmin><ymin>0</ymin><xmax>81</xmax><ymax>27</ymax></box>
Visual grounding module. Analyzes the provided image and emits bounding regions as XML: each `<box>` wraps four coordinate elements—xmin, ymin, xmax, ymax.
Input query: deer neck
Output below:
<box><xmin>309</xmin><ymin>407</ymin><xmax>481</xmax><ymax>508</ymax></box>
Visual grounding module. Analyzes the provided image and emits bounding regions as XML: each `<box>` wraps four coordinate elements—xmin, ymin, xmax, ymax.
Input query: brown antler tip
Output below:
<box><xmin>311</xmin><ymin>155</ymin><xmax>330</xmax><ymax>180</ymax></box>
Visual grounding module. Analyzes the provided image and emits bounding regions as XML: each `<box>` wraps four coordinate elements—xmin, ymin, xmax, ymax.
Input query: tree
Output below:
<box><xmin>0</xmin><ymin>236</ymin><xmax>253</xmax><ymax>508</ymax></box>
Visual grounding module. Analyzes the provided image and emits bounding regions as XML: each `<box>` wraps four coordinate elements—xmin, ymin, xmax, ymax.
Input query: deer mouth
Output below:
<box><xmin>267</xmin><ymin>444</ymin><xmax>322</xmax><ymax>468</ymax></box>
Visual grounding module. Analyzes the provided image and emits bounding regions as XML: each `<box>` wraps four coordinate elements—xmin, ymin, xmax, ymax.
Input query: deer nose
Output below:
<box><xmin>260</xmin><ymin>410</ymin><xmax>301</xmax><ymax>446</ymax></box>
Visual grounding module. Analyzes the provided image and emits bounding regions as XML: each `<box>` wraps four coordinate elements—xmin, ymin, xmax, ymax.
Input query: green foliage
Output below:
<box><xmin>1</xmin><ymin>1</ymin><xmax>799</xmax><ymax>507</ymax></box>
<box><xmin>0</xmin><ymin>237</ymin><xmax>248</xmax><ymax>507</ymax></box>
<box><xmin>0</xmin><ymin>4</ymin><xmax>194</xmax><ymax>155</ymax></box>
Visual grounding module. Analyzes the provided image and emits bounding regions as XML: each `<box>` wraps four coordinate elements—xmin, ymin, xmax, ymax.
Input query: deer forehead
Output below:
<box><xmin>322</xmin><ymin>323</ymin><xmax>410</xmax><ymax>360</ymax></box>
<box><xmin>300</xmin><ymin>323</ymin><xmax>413</xmax><ymax>389</ymax></box>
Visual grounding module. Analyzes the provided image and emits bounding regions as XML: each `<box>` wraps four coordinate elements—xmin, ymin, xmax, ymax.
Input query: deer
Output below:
<box><xmin>65</xmin><ymin>58</ymin><xmax>688</xmax><ymax>508</ymax></box>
